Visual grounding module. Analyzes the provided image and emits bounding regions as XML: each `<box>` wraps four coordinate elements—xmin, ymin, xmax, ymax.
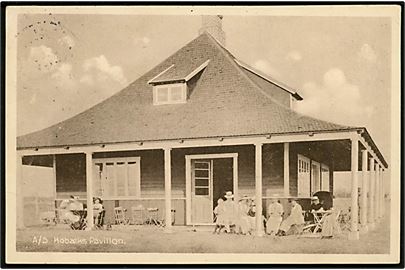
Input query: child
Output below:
<box><xmin>213</xmin><ymin>198</ymin><xmax>225</xmax><ymax>234</ymax></box>
<box><xmin>93</xmin><ymin>197</ymin><xmax>104</xmax><ymax>228</ymax></box>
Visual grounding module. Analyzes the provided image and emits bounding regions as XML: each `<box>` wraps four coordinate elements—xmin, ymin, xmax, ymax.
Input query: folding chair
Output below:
<box><xmin>145</xmin><ymin>207</ymin><xmax>163</xmax><ymax>226</ymax></box>
<box><xmin>300</xmin><ymin>211</ymin><xmax>329</xmax><ymax>237</ymax></box>
<box><xmin>114</xmin><ymin>207</ymin><xmax>129</xmax><ymax>225</ymax></box>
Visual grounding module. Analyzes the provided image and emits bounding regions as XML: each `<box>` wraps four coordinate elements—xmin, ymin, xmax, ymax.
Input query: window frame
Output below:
<box><xmin>153</xmin><ymin>83</ymin><xmax>187</xmax><ymax>105</ymax></box>
<box><xmin>93</xmin><ymin>157</ymin><xmax>141</xmax><ymax>200</ymax></box>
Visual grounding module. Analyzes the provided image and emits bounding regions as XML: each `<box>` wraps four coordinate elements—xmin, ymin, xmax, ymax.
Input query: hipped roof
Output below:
<box><xmin>16</xmin><ymin>33</ymin><xmax>387</xmax><ymax>167</ymax></box>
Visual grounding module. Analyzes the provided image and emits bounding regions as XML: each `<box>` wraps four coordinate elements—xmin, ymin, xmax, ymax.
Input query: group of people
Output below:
<box><xmin>213</xmin><ymin>191</ymin><xmax>337</xmax><ymax>238</ymax></box>
<box><xmin>212</xmin><ymin>191</ymin><xmax>303</xmax><ymax>236</ymax></box>
<box><xmin>58</xmin><ymin>195</ymin><xmax>105</xmax><ymax>229</ymax></box>
<box><xmin>213</xmin><ymin>191</ymin><xmax>259</xmax><ymax>235</ymax></box>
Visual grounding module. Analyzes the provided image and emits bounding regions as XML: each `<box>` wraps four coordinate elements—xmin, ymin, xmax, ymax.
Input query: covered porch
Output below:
<box><xmin>16</xmin><ymin>129</ymin><xmax>388</xmax><ymax>240</ymax></box>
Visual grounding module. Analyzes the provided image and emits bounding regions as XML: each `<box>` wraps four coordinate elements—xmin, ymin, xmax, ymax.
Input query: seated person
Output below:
<box><xmin>266</xmin><ymin>198</ymin><xmax>284</xmax><ymax>235</ymax></box>
<box><xmin>246</xmin><ymin>196</ymin><xmax>266</xmax><ymax>235</ymax></box>
<box><xmin>58</xmin><ymin>199</ymin><xmax>71</xmax><ymax>223</ymax></box>
<box><xmin>247</xmin><ymin>197</ymin><xmax>256</xmax><ymax>234</ymax></box>
<box><xmin>277</xmin><ymin>199</ymin><xmax>304</xmax><ymax>236</ymax></box>
<box><xmin>305</xmin><ymin>196</ymin><xmax>323</xmax><ymax>223</ymax></box>
<box><xmin>68</xmin><ymin>195</ymin><xmax>84</xmax><ymax>211</ymax></box>
<box><xmin>67</xmin><ymin>195</ymin><xmax>84</xmax><ymax>228</ymax></box>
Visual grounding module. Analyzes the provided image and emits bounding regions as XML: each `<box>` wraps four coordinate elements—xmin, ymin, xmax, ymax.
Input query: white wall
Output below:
<box><xmin>333</xmin><ymin>171</ymin><xmax>390</xmax><ymax>198</ymax></box>
<box><xmin>22</xmin><ymin>165</ymin><xmax>54</xmax><ymax>197</ymax></box>
<box><xmin>22</xmin><ymin>165</ymin><xmax>55</xmax><ymax>226</ymax></box>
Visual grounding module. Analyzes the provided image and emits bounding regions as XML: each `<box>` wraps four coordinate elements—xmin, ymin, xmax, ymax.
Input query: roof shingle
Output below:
<box><xmin>17</xmin><ymin>33</ymin><xmax>356</xmax><ymax>150</ymax></box>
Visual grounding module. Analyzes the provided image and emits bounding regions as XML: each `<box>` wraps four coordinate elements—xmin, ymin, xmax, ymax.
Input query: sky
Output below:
<box><xmin>16</xmin><ymin>12</ymin><xmax>392</xmax><ymax>163</ymax></box>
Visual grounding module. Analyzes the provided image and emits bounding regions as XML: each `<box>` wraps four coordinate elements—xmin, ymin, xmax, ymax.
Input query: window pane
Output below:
<box><xmin>195</xmin><ymin>178</ymin><xmax>209</xmax><ymax>187</ymax></box>
<box><xmin>195</xmin><ymin>169</ymin><xmax>209</xmax><ymax>178</ymax></box>
<box><xmin>93</xmin><ymin>163</ymin><xmax>103</xmax><ymax>196</ymax></box>
<box><xmin>170</xmin><ymin>86</ymin><xmax>183</xmax><ymax>101</ymax></box>
<box><xmin>195</xmin><ymin>187</ymin><xmax>209</xmax><ymax>196</ymax></box>
<box><xmin>104</xmin><ymin>163</ymin><xmax>115</xmax><ymax>196</ymax></box>
<box><xmin>128</xmin><ymin>162</ymin><xmax>139</xmax><ymax>196</ymax></box>
<box><xmin>156</xmin><ymin>87</ymin><xmax>169</xmax><ymax>103</ymax></box>
<box><xmin>194</xmin><ymin>162</ymin><xmax>209</xmax><ymax>169</ymax></box>
<box><xmin>116</xmin><ymin>163</ymin><xmax>126</xmax><ymax>196</ymax></box>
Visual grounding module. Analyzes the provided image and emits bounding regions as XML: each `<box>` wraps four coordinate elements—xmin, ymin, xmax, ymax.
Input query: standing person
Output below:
<box><xmin>93</xmin><ymin>197</ymin><xmax>105</xmax><ymax>228</ymax></box>
<box><xmin>236</xmin><ymin>195</ymin><xmax>250</xmax><ymax>235</ymax></box>
<box><xmin>277</xmin><ymin>199</ymin><xmax>304</xmax><ymax>236</ymax></box>
<box><xmin>222</xmin><ymin>191</ymin><xmax>237</xmax><ymax>233</ymax></box>
<box><xmin>266</xmin><ymin>198</ymin><xmax>284</xmax><ymax>235</ymax></box>
<box><xmin>213</xmin><ymin>198</ymin><xmax>225</xmax><ymax>234</ymax></box>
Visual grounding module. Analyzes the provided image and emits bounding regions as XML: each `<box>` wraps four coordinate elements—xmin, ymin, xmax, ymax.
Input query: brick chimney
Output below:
<box><xmin>198</xmin><ymin>15</ymin><xmax>226</xmax><ymax>46</ymax></box>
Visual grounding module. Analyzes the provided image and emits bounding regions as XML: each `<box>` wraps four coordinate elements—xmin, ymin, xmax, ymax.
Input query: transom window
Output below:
<box><xmin>153</xmin><ymin>83</ymin><xmax>187</xmax><ymax>105</ymax></box>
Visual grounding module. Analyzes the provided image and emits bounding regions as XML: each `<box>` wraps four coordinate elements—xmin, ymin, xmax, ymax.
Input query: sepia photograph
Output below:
<box><xmin>4</xmin><ymin>4</ymin><xmax>402</xmax><ymax>265</ymax></box>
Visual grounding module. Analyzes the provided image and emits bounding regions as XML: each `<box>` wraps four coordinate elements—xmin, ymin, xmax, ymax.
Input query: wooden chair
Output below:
<box><xmin>300</xmin><ymin>211</ymin><xmax>331</xmax><ymax>237</ymax></box>
<box><xmin>145</xmin><ymin>207</ymin><xmax>163</xmax><ymax>226</ymax></box>
<box><xmin>114</xmin><ymin>207</ymin><xmax>129</xmax><ymax>225</ymax></box>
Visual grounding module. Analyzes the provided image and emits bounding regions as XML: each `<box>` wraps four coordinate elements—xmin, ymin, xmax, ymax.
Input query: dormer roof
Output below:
<box><xmin>148</xmin><ymin>60</ymin><xmax>210</xmax><ymax>85</ymax></box>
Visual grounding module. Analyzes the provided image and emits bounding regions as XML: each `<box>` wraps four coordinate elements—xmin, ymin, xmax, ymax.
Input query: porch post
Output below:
<box><xmin>348</xmin><ymin>135</ymin><xmax>359</xmax><ymax>240</ymax></box>
<box><xmin>283</xmin><ymin>142</ymin><xmax>290</xmax><ymax>197</ymax></box>
<box><xmin>52</xmin><ymin>155</ymin><xmax>57</xmax><ymax>221</ymax></box>
<box><xmin>233</xmin><ymin>156</ymin><xmax>239</xmax><ymax>203</ymax></box>
<box><xmin>368</xmin><ymin>157</ymin><xmax>375</xmax><ymax>229</ymax></box>
<box><xmin>381</xmin><ymin>168</ymin><xmax>385</xmax><ymax>217</ymax></box>
<box><xmin>255</xmin><ymin>143</ymin><xmax>264</xmax><ymax>237</ymax></box>
<box><xmin>85</xmin><ymin>152</ymin><xmax>94</xmax><ymax>230</ymax></box>
<box><xmin>374</xmin><ymin>163</ymin><xmax>380</xmax><ymax>222</ymax></box>
<box><xmin>164</xmin><ymin>147</ymin><xmax>172</xmax><ymax>232</ymax></box>
<box><xmin>185</xmin><ymin>156</ymin><xmax>191</xmax><ymax>225</ymax></box>
<box><xmin>16</xmin><ymin>153</ymin><xmax>24</xmax><ymax>229</ymax></box>
<box><xmin>360</xmin><ymin>150</ymin><xmax>368</xmax><ymax>233</ymax></box>
<box><xmin>378</xmin><ymin>166</ymin><xmax>383</xmax><ymax>219</ymax></box>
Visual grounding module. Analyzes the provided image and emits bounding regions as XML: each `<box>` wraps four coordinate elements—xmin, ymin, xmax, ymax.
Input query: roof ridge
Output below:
<box><xmin>203</xmin><ymin>32</ymin><xmax>298</xmax><ymax>110</ymax></box>
<box><xmin>204</xmin><ymin>33</ymin><xmax>355</xmax><ymax>131</ymax></box>
<box><xmin>235</xmin><ymin>59</ymin><xmax>303</xmax><ymax>100</ymax></box>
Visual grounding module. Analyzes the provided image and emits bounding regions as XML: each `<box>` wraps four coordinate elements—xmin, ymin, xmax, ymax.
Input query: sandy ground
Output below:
<box><xmin>16</xmin><ymin>213</ymin><xmax>390</xmax><ymax>254</ymax></box>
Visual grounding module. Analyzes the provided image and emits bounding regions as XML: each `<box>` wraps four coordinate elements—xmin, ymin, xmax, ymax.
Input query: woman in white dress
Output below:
<box><xmin>266</xmin><ymin>198</ymin><xmax>284</xmax><ymax>235</ymax></box>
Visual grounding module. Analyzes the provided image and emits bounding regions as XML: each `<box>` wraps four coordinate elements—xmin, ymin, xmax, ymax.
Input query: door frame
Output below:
<box><xmin>297</xmin><ymin>154</ymin><xmax>311</xmax><ymax>197</ymax></box>
<box><xmin>311</xmin><ymin>161</ymin><xmax>321</xmax><ymax>195</ymax></box>
<box><xmin>185</xmin><ymin>153</ymin><xmax>238</xmax><ymax>225</ymax></box>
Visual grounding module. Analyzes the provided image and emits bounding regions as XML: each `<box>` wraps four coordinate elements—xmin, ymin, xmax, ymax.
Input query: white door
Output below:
<box><xmin>191</xmin><ymin>160</ymin><xmax>213</xmax><ymax>224</ymax></box>
<box><xmin>321</xmin><ymin>164</ymin><xmax>330</xmax><ymax>191</ymax></box>
<box><xmin>297</xmin><ymin>155</ymin><xmax>311</xmax><ymax>197</ymax></box>
<box><xmin>311</xmin><ymin>161</ymin><xmax>321</xmax><ymax>195</ymax></box>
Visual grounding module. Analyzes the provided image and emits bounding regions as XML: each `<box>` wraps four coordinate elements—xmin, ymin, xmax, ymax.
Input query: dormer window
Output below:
<box><xmin>148</xmin><ymin>60</ymin><xmax>210</xmax><ymax>105</ymax></box>
<box><xmin>153</xmin><ymin>83</ymin><xmax>187</xmax><ymax>105</ymax></box>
